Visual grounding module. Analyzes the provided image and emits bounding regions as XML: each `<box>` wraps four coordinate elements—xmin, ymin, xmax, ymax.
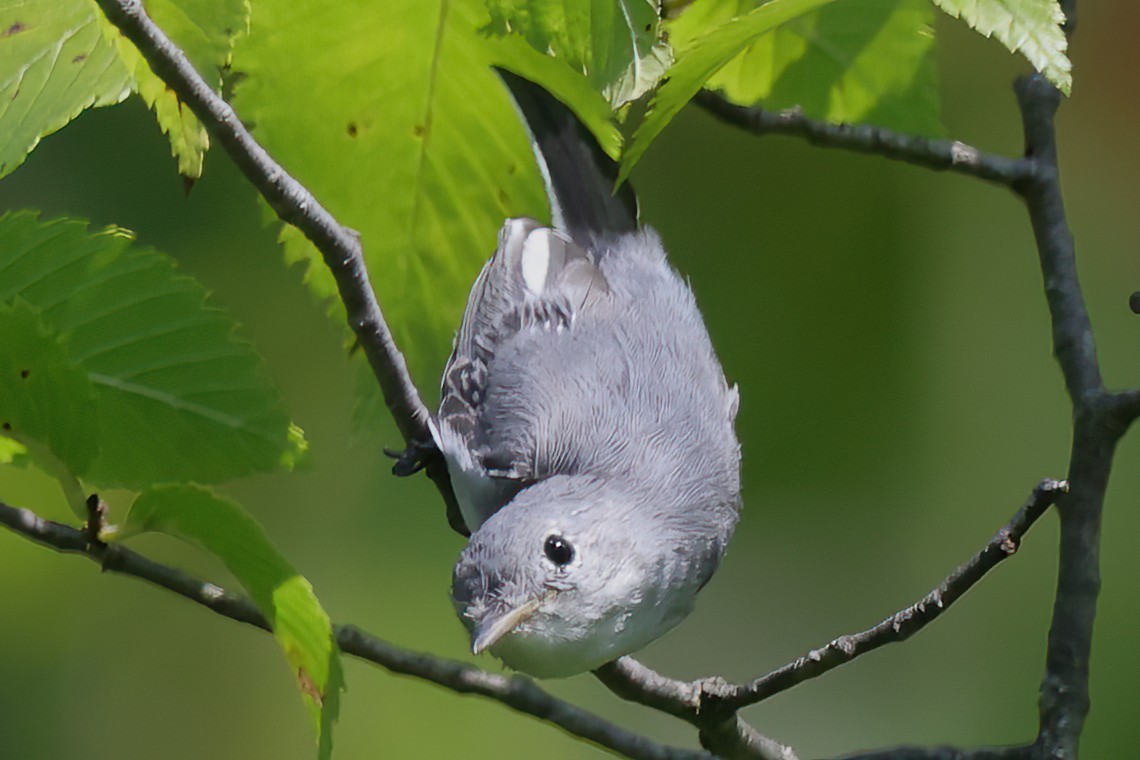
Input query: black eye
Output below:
<box><xmin>543</xmin><ymin>534</ymin><xmax>574</xmax><ymax>566</ymax></box>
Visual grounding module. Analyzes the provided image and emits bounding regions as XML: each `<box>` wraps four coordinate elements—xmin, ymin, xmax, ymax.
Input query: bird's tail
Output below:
<box><xmin>495</xmin><ymin>67</ymin><xmax>639</xmax><ymax>241</ymax></box>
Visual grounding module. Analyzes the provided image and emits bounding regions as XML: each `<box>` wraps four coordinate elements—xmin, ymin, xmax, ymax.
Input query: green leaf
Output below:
<box><xmin>930</xmin><ymin>0</ymin><xmax>1070</xmax><ymax>95</ymax></box>
<box><xmin>669</xmin><ymin>0</ymin><xmax>941</xmax><ymax>135</ymax></box>
<box><xmin>0</xmin><ymin>0</ymin><xmax>131</xmax><ymax>179</ymax></box>
<box><xmin>0</xmin><ymin>1</ymin><xmax>247</xmax><ymax>181</ymax></box>
<box><xmin>0</xmin><ymin>300</ymin><xmax>97</xmax><ymax>477</ymax></box>
<box><xmin>487</xmin><ymin>31</ymin><xmax>622</xmax><ymax>159</ymax></box>
<box><xmin>619</xmin><ymin>0</ymin><xmax>835</xmax><ymax>184</ymax></box>
<box><xmin>0</xmin><ymin>211</ymin><xmax>306</xmax><ymax>488</ymax></box>
<box><xmin>96</xmin><ymin>0</ymin><xmax>250</xmax><ymax>178</ymax></box>
<box><xmin>486</xmin><ymin>0</ymin><xmax>673</xmax><ymax>107</ymax></box>
<box><xmin>231</xmin><ymin>0</ymin><xmax>548</xmax><ymax>392</ymax></box>
<box><xmin>0</xmin><ymin>435</ymin><xmax>28</xmax><ymax>466</ymax></box>
<box><xmin>124</xmin><ymin>486</ymin><xmax>344</xmax><ymax>758</ymax></box>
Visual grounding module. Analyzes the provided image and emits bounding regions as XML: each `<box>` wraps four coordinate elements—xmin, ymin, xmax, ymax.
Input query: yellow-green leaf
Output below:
<box><xmin>96</xmin><ymin>0</ymin><xmax>250</xmax><ymax>178</ymax></box>
<box><xmin>0</xmin><ymin>0</ymin><xmax>131</xmax><ymax>178</ymax></box>
<box><xmin>231</xmin><ymin>0</ymin><xmax>548</xmax><ymax>392</ymax></box>
<box><xmin>619</xmin><ymin>0</ymin><xmax>834</xmax><ymax>184</ymax></box>
<box><xmin>0</xmin><ymin>212</ymin><xmax>306</xmax><ymax>488</ymax></box>
<box><xmin>124</xmin><ymin>486</ymin><xmax>344</xmax><ymax>759</ymax></box>
<box><xmin>669</xmin><ymin>0</ymin><xmax>942</xmax><ymax>135</ymax></box>
<box><xmin>0</xmin><ymin>300</ymin><xmax>97</xmax><ymax>477</ymax></box>
<box><xmin>930</xmin><ymin>0</ymin><xmax>1070</xmax><ymax>95</ymax></box>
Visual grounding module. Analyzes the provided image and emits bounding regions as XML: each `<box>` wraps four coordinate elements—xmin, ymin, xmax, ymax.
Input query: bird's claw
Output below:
<box><xmin>384</xmin><ymin>437</ymin><xmax>440</xmax><ymax>477</ymax></box>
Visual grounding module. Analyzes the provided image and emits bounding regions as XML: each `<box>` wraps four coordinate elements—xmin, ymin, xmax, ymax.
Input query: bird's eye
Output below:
<box><xmin>543</xmin><ymin>534</ymin><xmax>575</xmax><ymax>566</ymax></box>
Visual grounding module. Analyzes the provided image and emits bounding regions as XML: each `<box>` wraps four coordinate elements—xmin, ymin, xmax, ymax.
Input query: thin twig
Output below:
<box><xmin>91</xmin><ymin>0</ymin><xmax>458</xmax><ymax>519</ymax></box>
<box><xmin>597</xmin><ymin>479</ymin><xmax>1064</xmax><ymax>721</ymax></box>
<box><xmin>0</xmin><ymin>500</ymin><xmax>710</xmax><ymax>760</ymax></box>
<box><xmin>692</xmin><ymin>90</ymin><xmax>1037</xmax><ymax>188</ymax></box>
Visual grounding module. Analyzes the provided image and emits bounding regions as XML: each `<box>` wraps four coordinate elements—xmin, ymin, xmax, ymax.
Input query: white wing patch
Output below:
<box><xmin>521</xmin><ymin>228</ymin><xmax>554</xmax><ymax>295</ymax></box>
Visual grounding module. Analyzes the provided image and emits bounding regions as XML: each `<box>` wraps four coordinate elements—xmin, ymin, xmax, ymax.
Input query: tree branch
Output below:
<box><xmin>834</xmin><ymin>746</ymin><xmax>1029</xmax><ymax>760</ymax></box>
<box><xmin>692</xmin><ymin>90</ymin><xmax>1037</xmax><ymax>188</ymax></box>
<box><xmin>1012</xmin><ymin>78</ymin><xmax>1101</xmax><ymax>404</ymax></box>
<box><xmin>1011</xmin><ymin>65</ymin><xmax>1123</xmax><ymax>760</ymax></box>
<box><xmin>0</xmin><ymin>499</ymin><xmax>710</xmax><ymax>760</ymax></box>
<box><xmin>1106</xmin><ymin>389</ymin><xmax>1140</xmax><ymax>428</ymax></box>
<box><xmin>90</xmin><ymin>0</ymin><xmax>457</xmax><ymax>518</ymax></box>
<box><xmin>596</xmin><ymin>480</ymin><xmax>1064</xmax><ymax>754</ymax></box>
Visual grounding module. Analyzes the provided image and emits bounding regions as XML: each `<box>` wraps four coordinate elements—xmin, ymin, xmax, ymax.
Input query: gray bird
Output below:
<box><xmin>430</xmin><ymin>70</ymin><xmax>741</xmax><ymax>678</ymax></box>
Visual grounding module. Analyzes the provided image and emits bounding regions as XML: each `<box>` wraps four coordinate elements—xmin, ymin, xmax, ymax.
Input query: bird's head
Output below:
<box><xmin>450</xmin><ymin>476</ymin><xmax>695</xmax><ymax>678</ymax></box>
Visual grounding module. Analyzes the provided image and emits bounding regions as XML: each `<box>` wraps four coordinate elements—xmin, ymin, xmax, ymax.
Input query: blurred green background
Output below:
<box><xmin>2</xmin><ymin>3</ymin><xmax>1138</xmax><ymax>758</ymax></box>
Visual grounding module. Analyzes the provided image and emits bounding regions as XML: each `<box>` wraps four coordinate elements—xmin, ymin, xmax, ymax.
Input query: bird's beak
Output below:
<box><xmin>471</xmin><ymin>591</ymin><xmax>554</xmax><ymax>655</ymax></box>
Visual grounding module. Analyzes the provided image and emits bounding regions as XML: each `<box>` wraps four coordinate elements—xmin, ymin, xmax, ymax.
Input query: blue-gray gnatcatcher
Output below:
<box><xmin>430</xmin><ymin>69</ymin><xmax>741</xmax><ymax>678</ymax></box>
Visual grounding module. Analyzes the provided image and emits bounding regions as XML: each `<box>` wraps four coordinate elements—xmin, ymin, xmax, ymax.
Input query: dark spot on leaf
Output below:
<box><xmin>72</xmin><ymin>53</ymin><xmax>87</xmax><ymax>64</ymax></box>
<box><xmin>3</xmin><ymin>22</ymin><xmax>26</xmax><ymax>38</ymax></box>
<box><xmin>645</xmin><ymin>23</ymin><xmax>651</xmax><ymax>32</ymax></box>
<box><xmin>498</xmin><ymin>188</ymin><xmax>510</xmax><ymax>206</ymax></box>
<box><xmin>1</xmin><ymin>422</ymin><xmax>10</xmax><ymax>431</ymax></box>
<box><xmin>347</xmin><ymin>122</ymin><xmax>358</xmax><ymax>137</ymax></box>
<box><xmin>412</xmin><ymin>124</ymin><xmax>427</xmax><ymax>138</ymax></box>
<box><xmin>1130</xmin><ymin>291</ymin><xmax>1140</xmax><ymax>314</ymax></box>
<box><xmin>506</xmin><ymin>163</ymin><xmax>516</xmax><ymax>176</ymax></box>
<box><xmin>19</xmin><ymin>369</ymin><xmax>29</xmax><ymax>379</ymax></box>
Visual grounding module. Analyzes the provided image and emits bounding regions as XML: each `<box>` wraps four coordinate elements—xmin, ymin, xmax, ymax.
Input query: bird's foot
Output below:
<box><xmin>384</xmin><ymin>436</ymin><xmax>441</xmax><ymax>477</ymax></box>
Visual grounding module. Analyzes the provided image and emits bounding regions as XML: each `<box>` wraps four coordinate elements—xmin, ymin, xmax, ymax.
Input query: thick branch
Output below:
<box><xmin>1106</xmin><ymin>389</ymin><xmax>1140</xmax><ymax>428</ymax></box>
<box><xmin>91</xmin><ymin>0</ymin><xmax>457</xmax><ymax>517</ymax></box>
<box><xmin>1012</xmin><ymin>76</ymin><xmax>1101</xmax><ymax>403</ymax></box>
<box><xmin>693</xmin><ymin>90</ymin><xmax>1037</xmax><ymax>188</ymax></box>
<box><xmin>1012</xmin><ymin>58</ymin><xmax>1119</xmax><ymax>756</ymax></box>
<box><xmin>0</xmin><ymin>500</ymin><xmax>709</xmax><ymax>760</ymax></box>
<box><xmin>598</xmin><ymin>479</ymin><xmax>1064</xmax><ymax>721</ymax></box>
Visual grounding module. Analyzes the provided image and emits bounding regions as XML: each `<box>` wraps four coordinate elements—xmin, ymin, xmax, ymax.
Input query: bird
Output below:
<box><xmin>429</xmin><ymin>68</ymin><xmax>742</xmax><ymax>678</ymax></box>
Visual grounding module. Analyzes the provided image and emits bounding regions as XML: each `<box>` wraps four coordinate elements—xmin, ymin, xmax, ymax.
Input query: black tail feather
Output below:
<box><xmin>495</xmin><ymin>67</ymin><xmax>639</xmax><ymax>241</ymax></box>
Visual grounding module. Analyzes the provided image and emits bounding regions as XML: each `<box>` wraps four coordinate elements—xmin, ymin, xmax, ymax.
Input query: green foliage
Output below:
<box><xmin>0</xmin><ymin>300</ymin><xmax>98</xmax><ymax>478</ymax></box>
<box><xmin>124</xmin><ymin>485</ymin><xmax>344</xmax><ymax>759</ymax></box>
<box><xmin>230</xmin><ymin>0</ymin><xmax>548</xmax><ymax>390</ymax></box>
<box><xmin>668</xmin><ymin>0</ymin><xmax>941</xmax><ymax>134</ymax></box>
<box><xmin>0</xmin><ymin>0</ymin><xmax>246</xmax><ymax>182</ymax></box>
<box><xmin>619</xmin><ymin>0</ymin><xmax>834</xmax><ymax>183</ymax></box>
<box><xmin>0</xmin><ymin>212</ymin><xmax>305</xmax><ymax>489</ymax></box>
<box><xmin>488</xmin><ymin>32</ymin><xmax>623</xmax><ymax>158</ymax></box>
<box><xmin>0</xmin><ymin>435</ymin><xmax>27</xmax><ymax>466</ymax></box>
<box><xmin>485</xmin><ymin>0</ymin><xmax>673</xmax><ymax>106</ymax></box>
<box><xmin>0</xmin><ymin>0</ymin><xmax>131</xmax><ymax>178</ymax></box>
<box><xmin>930</xmin><ymin>0</ymin><xmax>1070</xmax><ymax>94</ymax></box>
<box><xmin>97</xmin><ymin>0</ymin><xmax>250</xmax><ymax>178</ymax></box>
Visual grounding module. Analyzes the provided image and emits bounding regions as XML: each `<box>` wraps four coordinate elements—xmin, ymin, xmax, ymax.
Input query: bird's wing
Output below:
<box><xmin>433</xmin><ymin>218</ymin><xmax>609</xmax><ymax>530</ymax></box>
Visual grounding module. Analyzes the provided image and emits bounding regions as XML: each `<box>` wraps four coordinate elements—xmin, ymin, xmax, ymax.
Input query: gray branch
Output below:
<box><xmin>596</xmin><ymin>480</ymin><xmax>1062</xmax><ymax>755</ymax></box>
<box><xmin>91</xmin><ymin>0</ymin><xmax>458</xmax><ymax>520</ymax></box>
<box><xmin>692</xmin><ymin>90</ymin><xmax>1037</xmax><ymax>188</ymax></box>
<box><xmin>1010</xmin><ymin>70</ymin><xmax>1131</xmax><ymax>757</ymax></box>
<box><xmin>0</xmin><ymin>499</ymin><xmax>709</xmax><ymax>760</ymax></box>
